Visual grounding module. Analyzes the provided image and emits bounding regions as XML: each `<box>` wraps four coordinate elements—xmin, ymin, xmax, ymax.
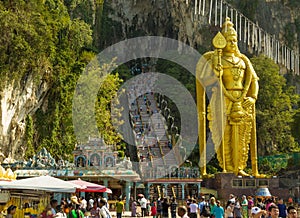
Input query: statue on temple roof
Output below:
<box><xmin>26</xmin><ymin>147</ymin><xmax>57</xmax><ymax>168</ymax></box>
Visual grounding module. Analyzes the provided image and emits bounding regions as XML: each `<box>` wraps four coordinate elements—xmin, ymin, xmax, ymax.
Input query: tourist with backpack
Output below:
<box><xmin>198</xmin><ymin>196</ymin><xmax>206</xmax><ymax>217</ymax></box>
<box><xmin>201</xmin><ymin>199</ymin><xmax>211</xmax><ymax>218</ymax></box>
<box><xmin>233</xmin><ymin>198</ymin><xmax>242</xmax><ymax>218</ymax></box>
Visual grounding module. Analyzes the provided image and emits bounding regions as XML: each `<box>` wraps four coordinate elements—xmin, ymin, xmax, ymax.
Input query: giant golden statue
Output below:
<box><xmin>196</xmin><ymin>17</ymin><xmax>261</xmax><ymax>177</ymax></box>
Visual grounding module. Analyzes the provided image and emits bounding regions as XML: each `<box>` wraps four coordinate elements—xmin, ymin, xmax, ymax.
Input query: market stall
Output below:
<box><xmin>0</xmin><ymin>175</ymin><xmax>77</xmax><ymax>192</ymax></box>
<box><xmin>0</xmin><ymin>175</ymin><xmax>77</xmax><ymax>217</ymax></box>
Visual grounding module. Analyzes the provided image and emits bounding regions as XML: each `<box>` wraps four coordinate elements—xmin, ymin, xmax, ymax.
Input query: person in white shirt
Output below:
<box><xmin>80</xmin><ymin>196</ymin><xmax>87</xmax><ymax>212</ymax></box>
<box><xmin>89</xmin><ymin>197</ymin><xmax>94</xmax><ymax>210</ymax></box>
<box><xmin>229</xmin><ymin>194</ymin><xmax>235</xmax><ymax>204</ymax></box>
<box><xmin>138</xmin><ymin>196</ymin><xmax>148</xmax><ymax>217</ymax></box>
<box><xmin>99</xmin><ymin>199</ymin><xmax>111</xmax><ymax>218</ymax></box>
<box><xmin>189</xmin><ymin>199</ymin><xmax>198</xmax><ymax>218</ymax></box>
<box><xmin>102</xmin><ymin>197</ymin><xmax>109</xmax><ymax>209</ymax></box>
<box><xmin>55</xmin><ymin>205</ymin><xmax>67</xmax><ymax>218</ymax></box>
<box><xmin>224</xmin><ymin>201</ymin><xmax>234</xmax><ymax>218</ymax></box>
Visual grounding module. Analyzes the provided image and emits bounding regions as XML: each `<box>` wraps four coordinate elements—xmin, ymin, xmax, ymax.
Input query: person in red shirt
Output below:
<box><xmin>247</xmin><ymin>196</ymin><xmax>254</xmax><ymax>218</ymax></box>
<box><xmin>151</xmin><ymin>201</ymin><xmax>157</xmax><ymax>218</ymax></box>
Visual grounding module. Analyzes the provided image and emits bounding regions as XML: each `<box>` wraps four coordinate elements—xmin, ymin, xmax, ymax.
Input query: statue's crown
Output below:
<box><xmin>221</xmin><ymin>17</ymin><xmax>237</xmax><ymax>38</ymax></box>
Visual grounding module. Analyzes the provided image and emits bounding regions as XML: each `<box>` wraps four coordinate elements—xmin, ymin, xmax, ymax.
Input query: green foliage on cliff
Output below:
<box><xmin>0</xmin><ymin>0</ymin><xmax>123</xmax><ymax>161</ymax></box>
<box><xmin>252</xmin><ymin>55</ymin><xmax>300</xmax><ymax>156</ymax></box>
<box><xmin>24</xmin><ymin>115</ymin><xmax>34</xmax><ymax>159</ymax></box>
<box><xmin>35</xmin><ymin>57</ymin><xmax>123</xmax><ymax>161</ymax></box>
<box><xmin>95</xmin><ymin>74</ymin><xmax>124</xmax><ymax>146</ymax></box>
<box><xmin>0</xmin><ymin>0</ymin><xmax>93</xmax><ymax>84</ymax></box>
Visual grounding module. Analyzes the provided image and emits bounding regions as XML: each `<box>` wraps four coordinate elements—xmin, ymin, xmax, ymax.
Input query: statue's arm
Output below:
<box><xmin>248</xmin><ymin>77</ymin><xmax>259</xmax><ymax>100</ymax></box>
<box><xmin>241</xmin><ymin>55</ymin><xmax>259</xmax><ymax>107</ymax></box>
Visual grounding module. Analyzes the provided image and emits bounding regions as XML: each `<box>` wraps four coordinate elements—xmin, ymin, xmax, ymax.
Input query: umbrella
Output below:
<box><xmin>256</xmin><ymin>187</ymin><xmax>272</xmax><ymax>197</ymax></box>
<box><xmin>0</xmin><ymin>175</ymin><xmax>77</xmax><ymax>193</ymax></box>
<box><xmin>67</xmin><ymin>178</ymin><xmax>112</xmax><ymax>193</ymax></box>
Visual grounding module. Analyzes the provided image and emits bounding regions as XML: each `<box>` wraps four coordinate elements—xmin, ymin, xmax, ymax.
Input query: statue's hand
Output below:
<box><xmin>243</xmin><ymin>97</ymin><xmax>256</xmax><ymax>108</ymax></box>
<box><xmin>214</xmin><ymin>64</ymin><xmax>223</xmax><ymax>77</ymax></box>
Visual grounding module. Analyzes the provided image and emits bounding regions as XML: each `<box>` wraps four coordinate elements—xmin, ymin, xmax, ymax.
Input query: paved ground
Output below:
<box><xmin>111</xmin><ymin>211</ymin><xmax>149</xmax><ymax>217</ymax></box>
<box><xmin>110</xmin><ymin>211</ymin><xmax>184</xmax><ymax>218</ymax></box>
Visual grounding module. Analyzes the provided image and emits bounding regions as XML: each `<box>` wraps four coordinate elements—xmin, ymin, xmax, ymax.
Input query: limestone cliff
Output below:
<box><xmin>0</xmin><ymin>74</ymin><xmax>49</xmax><ymax>160</ymax></box>
<box><xmin>228</xmin><ymin>0</ymin><xmax>299</xmax><ymax>48</ymax></box>
<box><xmin>98</xmin><ymin>0</ymin><xmax>205</xmax><ymax>49</ymax></box>
<box><xmin>99</xmin><ymin>0</ymin><xmax>299</xmax><ymax>53</ymax></box>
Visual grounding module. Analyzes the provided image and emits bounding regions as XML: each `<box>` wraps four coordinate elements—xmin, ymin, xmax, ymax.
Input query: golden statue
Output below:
<box><xmin>196</xmin><ymin>17</ymin><xmax>261</xmax><ymax>177</ymax></box>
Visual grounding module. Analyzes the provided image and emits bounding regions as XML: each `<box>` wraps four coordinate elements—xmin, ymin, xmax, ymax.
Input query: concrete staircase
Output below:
<box><xmin>126</xmin><ymin>73</ymin><xmax>181</xmax><ymax>179</ymax></box>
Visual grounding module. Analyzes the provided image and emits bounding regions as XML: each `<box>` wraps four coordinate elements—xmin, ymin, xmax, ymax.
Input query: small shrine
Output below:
<box><xmin>73</xmin><ymin>138</ymin><xmax>118</xmax><ymax>168</ymax></box>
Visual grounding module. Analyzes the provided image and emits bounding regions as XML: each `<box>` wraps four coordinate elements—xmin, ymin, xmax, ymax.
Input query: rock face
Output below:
<box><xmin>0</xmin><ymin>0</ymin><xmax>299</xmax><ymax>160</ymax></box>
<box><xmin>103</xmin><ymin>0</ymin><xmax>207</xmax><ymax>47</ymax></box>
<box><xmin>103</xmin><ymin>0</ymin><xmax>299</xmax><ymax>53</ymax></box>
<box><xmin>229</xmin><ymin>0</ymin><xmax>299</xmax><ymax>47</ymax></box>
<box><xmin>0</xmin><ymin>73</ymin><xmax>49</xmax><ymax>160</ymax></box>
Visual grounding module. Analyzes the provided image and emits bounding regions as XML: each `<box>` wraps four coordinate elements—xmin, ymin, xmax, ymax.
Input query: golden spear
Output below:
<box><xmin>212</xmin><ymin>32</ymin><xmax>227</xmax><ymax>173</ymax></box>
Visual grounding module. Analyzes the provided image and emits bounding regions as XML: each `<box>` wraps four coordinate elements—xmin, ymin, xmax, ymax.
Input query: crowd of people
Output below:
<box><xmin>128</xmin><ymin>194</ymin><xmax>299</xmax><ymax>218</ymax></box>
<box><xmin>130</xmin><ymin>195</ymin><xmax>179</xmax><ymax>218</ymax></box>
<box><xmin>181</xmin><ymin>194</ymin><xmax>299</xmax><ymax>218</ymax></box>
<box><xmin>4</xmin><ymin>193</ymin><xmax>299</xmax><ymax>218</ymax></box>
<box><xmin>37</xmin><ymin>195</ymin><xmax>112</xmax><ymax>218</ymax></box>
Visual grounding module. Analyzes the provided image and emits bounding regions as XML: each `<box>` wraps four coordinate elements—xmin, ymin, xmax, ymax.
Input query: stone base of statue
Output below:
<box><xmin>202</xmin><ymin>172</ymin><xmax>289</xmax><ymax>200</ymax></box>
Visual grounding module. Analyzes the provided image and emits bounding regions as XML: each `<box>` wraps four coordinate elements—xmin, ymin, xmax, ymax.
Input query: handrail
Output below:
<box><xmin>186</xmin><ymin>0</ymin><xmax>299</xmax><ymax>75</ymax></box>
<box><xmin>157</xmin><ymin>185</ymin><xmax>161</xmax><ymax>199</ymax></box>
<box><xmin>171</xmin><ymin>186</ymin><xmax>176</xmax><ymax>198</ymax></box>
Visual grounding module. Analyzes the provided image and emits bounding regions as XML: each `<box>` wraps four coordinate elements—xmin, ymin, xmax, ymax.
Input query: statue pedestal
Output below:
<box><xmin>203</xmin><ymin>172</ymin><xmax>284</xmax><ymax>200</ymax></box>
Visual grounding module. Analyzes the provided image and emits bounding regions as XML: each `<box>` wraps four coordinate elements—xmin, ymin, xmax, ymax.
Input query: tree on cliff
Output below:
<box><xmin>252</xmin><ymin>55</ymin><xmax>300</xmax><ymax>156</ymax></box>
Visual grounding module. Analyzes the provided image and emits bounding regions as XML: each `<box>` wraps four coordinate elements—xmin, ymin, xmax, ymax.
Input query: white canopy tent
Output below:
<box><xmin>0</xmin><ymin>175</ymin><xmax>77</xmax><ymax>193</ymax></box>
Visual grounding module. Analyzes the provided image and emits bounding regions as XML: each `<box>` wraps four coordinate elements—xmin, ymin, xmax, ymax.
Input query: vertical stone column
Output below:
<box><xmin>103</xmin><ymin>179</ymin><xmax>108</xmax><ymax>199</ymax></box>
<box><xmin>164</xmin><ymin>183</ymin><xmax>169</xmax><ymax>197</ymax></box>
<box><xmin>125</xmin><ymin>181</ymin><xmax>131</xmax><ymax>211</ymax></box>
<box><xmin>197</xmin><ymin>183</ymin><xmax>201</xmax><ymax>197</ymax></box>
<box><xmin>145</xmin><ymin>183</ymin><xmax>150</xmax><ymax>199</ymax></box>
<box><xmin>181</xmin><ymin>183</ymin><xmax>185</xmax><ymax>200</ymax></box>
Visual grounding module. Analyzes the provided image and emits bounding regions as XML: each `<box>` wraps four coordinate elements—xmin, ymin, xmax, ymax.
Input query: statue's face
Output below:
<box><xmin>224</xmin><ymin>35</ymin><xmax>238</xmax><ymax>53</ymax></box>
